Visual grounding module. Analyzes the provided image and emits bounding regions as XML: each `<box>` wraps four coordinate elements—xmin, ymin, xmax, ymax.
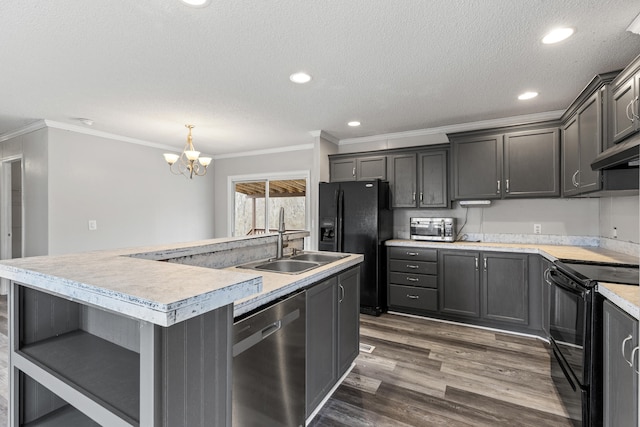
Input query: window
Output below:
<box><xmin>231</xmin><ymin>175</ymin><xmax>308</xmax><ymax>237</ymax></box>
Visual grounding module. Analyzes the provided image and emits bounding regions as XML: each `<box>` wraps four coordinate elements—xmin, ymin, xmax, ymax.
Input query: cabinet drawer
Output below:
<box><xmin>389</xmin><ymin>247</ymin><xmax>437</xmax><ymax>262</ymax></box>
<box><xmin>389</xmin><ymin>272</ymin><xmax>437</xmax><ymax>288</ymax></box>
<box><xmin>389</xmin><ymin>285</ymin><xmax>437</xmax><ymax>311</ymax></box>
<box><xmin>389</xmin><ymin>260</ymin><xmax>437</xmax><ymax>275</ymax></box>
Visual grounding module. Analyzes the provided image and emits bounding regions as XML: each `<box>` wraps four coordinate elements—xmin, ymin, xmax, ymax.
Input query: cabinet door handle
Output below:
<box><xmin>406</xmin><ymin>264</ymin><xmax>419</xmax><ymax>269</ymax></box>
<box><xmin>406</xmin><ymin>252</ymin><xmax>419</xmax><ymax>256</ymax></box>
<box><xmin>406</xmin><ymin>294</ymin><xmax>419</xmax><ymax>299</ymax></box>
<box><xmin>633</xmin><ymin>96</ymin><xmax>640</xmax><ymax>120</ymax></box>
<box><xmin>632</xmin><ymin>346</ymin><xmax>639</xmax><ymax>374</ymax></box>
<box><xmin>505</xmin><ymin>179</ymin><xmax>510</xmax><ymax>193</ymax></box>
<box><xmin>571</xmin><ymin>170</ymin><xmax>579</xmax><ymax>187</ymax></box>
<box><xmin>420</xmin><ymin>192</ymin><xmax>424</xmax><ymax>202</ymax></box>
<box><xmin>475</xmin><ymin>257</ymin><xmax>479</xmax><ymax>270</ymax></box>
<box><xmin>412</xmin><ymin>192</ymin><xmax>416</xmax><ymax>202</ymax></box>
<box><xmin>627</xmin><ymin>99</ymin><xmax>634</xmax><ymax>121</ymax></box>
<box><xmin>339</xmin><ymin>284</ymin><xmax>345</xmax><ymax>303</ymax></box>
<box><xmin>496</xmin><ymin>180</ymin><xmax>501</xmax><ymax>194</ymax></box>
<box><xmin>483</xmin><ymin>258</ymin><xmax>487</xmax><ymax>271</ymax></box>
<box><xmin>352</xmin><ymin>167</ymin><xmax>356</xmax><ymax>177</ymax></box>
<box><xmin>622</xmin><ymin>334</ymin><xmax>633</xmax><ymax>366</ymax></box>
<box><xmin>406</xmin><ymin>277</ymin><xmax>419</xmax><ymax>282</ymax></box>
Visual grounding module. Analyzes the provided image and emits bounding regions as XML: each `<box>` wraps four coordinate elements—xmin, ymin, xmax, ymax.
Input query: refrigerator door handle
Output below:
<box><xmin>336</xmin><ymin>189</ymin><xmax>344</xmax><ymax>252</ymax></box>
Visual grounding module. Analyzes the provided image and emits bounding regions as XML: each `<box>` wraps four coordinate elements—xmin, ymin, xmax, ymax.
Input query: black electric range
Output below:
<box><xmin>557</xmin><ymin>259</ymin><xmax>639</xmax><ymax>286</ymax></box>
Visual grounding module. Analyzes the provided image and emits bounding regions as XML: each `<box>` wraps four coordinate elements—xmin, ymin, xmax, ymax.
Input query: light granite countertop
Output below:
<box><xmin>386</xmin><ymin>239</ymin><xmax>639</xmax><ymax>320</ymax></box>
<box><xmin>231</xmin><ymin>253</ymin><xmax>364</xmax><ymax>317</ymax></box>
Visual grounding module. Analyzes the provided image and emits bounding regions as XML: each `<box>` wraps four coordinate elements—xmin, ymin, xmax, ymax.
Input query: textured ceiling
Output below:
<box><xmin>1</xmin><ymin>1</ymin><xmax>639</xmax><ymax>156</ymax></box>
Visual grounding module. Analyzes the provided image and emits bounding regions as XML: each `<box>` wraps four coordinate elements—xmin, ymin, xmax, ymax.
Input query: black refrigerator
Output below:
<box><xmin>318</xmin><ymin>180</ymin><xmax>393</xmax><ymax>316</ymax></box>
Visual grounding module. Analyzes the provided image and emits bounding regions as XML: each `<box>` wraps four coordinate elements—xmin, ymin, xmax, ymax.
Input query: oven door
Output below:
<box><xmin>547</xmin><ymin>266</ymin><xmax>591</xmax><ymax>424</ymax></box>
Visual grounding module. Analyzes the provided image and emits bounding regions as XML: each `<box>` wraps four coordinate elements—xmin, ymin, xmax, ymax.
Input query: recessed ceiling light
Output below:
<box><xmin>347</xmin><ymin>121</ymin><xmax>361</xmax><ymax>127</ymax></box>
<box><xmin>180</xmin><ymin>0</ymin><xmax>210</xmax><ymax>7</ymax></box>
<box><xmin>518</xmin><ymin>91</ymin><xmax>538</xmax><ymax>100</ymax></box>
<box><xmin>289</xmin><ymin>72</ymin><xmax>312</xmax><ymax>84</ymax></box>
<box><xmin>542</xmin><ymin>27</ymin><xmax>574</xmax><ymax>44</ymax></box>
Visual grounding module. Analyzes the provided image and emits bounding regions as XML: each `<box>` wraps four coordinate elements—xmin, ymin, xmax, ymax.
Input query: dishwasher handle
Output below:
<box><xmin>233</xmin><ymin>309</ymin><xmax>300</xmax><ymax>357</ymax></box>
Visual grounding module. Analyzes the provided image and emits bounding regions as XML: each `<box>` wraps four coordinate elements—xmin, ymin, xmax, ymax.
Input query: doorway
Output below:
<box><xmin>0</xmin><ymin>157</ymin><xmax>23</xmax><ymax>294</ymax></box>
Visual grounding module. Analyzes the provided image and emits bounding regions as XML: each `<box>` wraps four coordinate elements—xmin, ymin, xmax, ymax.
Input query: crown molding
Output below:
<box><xmin>43</xmin><ymin>120</ymin><xmax>178</xmax><ymax>151</ymax></box>
<box><xmin>627</xmin><ymin>12</ymin><xmax>640</xmax><ymax>34</ymax></box>
<box><xmin>213</xmin><ymin>143</ymin><xmax>314</xmax><ymax>160</ymax></box>
<box><xmin>338</xmin><ymin>110</ymin><xmax>565</xmax><ymax>145</ymax></box>
<box><xmin>0</xmin><ymin>120</ymin><xmax>47</xmax><ymax>142</ymax></box>
<box><xmin>309</xmin><ymin>130</ymin><xmax>339</xmax><ymax>145</ymax></box>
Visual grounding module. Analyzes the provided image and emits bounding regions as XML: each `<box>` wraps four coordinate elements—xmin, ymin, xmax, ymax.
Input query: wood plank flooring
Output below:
<box><xmin>309</xmin><ymin>313</ymin><xmax>576</xmax><ymax>427</ymax></box>
<box><xmin>0</xmin><ymin>296</ymin><xmax>575</xmax><ymax>426</ymax></box>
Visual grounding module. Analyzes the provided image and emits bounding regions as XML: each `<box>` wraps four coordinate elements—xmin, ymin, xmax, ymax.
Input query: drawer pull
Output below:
<box><xmin>406</xmin><ymin>277</ymin><xmax>419</xmax><ymax>282</ymax></box>
<box><xmin>406</xmin><ymin>264</ymin><xmax>419</xmax><ymax>269</ymax></box>
<box><xmin>406</xmin><ymin>252</ymin><xmax>419</xmax><ymax>256</ymax></box>
<box><xmin>406</xmin><ymin>294</ymin><xmax>420</xmax><ymax>299</ymax></box>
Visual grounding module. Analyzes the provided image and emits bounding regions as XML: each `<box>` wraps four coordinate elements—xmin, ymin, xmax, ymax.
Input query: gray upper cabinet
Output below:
<box><xmin>418</xmin><ymin>150</ymin><xmax>448</xmax><ymax>207</ymax></box>
<box><xmin>609</xmin><ymin>55</ymin><xmax>640</xmax><ymax>145</ymax></box>
<box><xmin>562</xmin><ymin>91</ymin><xmax>603</xmax><ymax>196</ymax></box>
<box><xmin>451</xmin><ymin>127</ymin><xmax>559</xmax><ymax>200</ymax></box>
<box><xmin>388</xmin><ymin>153</ymin><xmax>417</xmax><ymax>207</ymax></box>
<box><xmin>452</xmin><ymin>135</ymin><xmax>502</xmax><ymax>200</ymax></box>
<box><xmin>329</xmin><ymin>155</ymin><xmax>386</xmax><ymax>182</ymax></box>
<box><xmin>504</xmin><ymin>129</ymin><xmax>560</xmax><ymax>198</ymax></box>
<box><xmin>388</xmin><ymin>148</ymin><xmax>449</xmax><ymax>208</ymax></box>
<box><xmin>602</xmin><ymin>299</ymin><xmax>638</xmax><ymax>427</ymax></box>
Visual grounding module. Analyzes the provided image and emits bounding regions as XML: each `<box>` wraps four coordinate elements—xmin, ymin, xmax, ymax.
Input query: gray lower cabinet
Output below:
<box><xmin>306</xmin><ymin>266</ymin><xmax>360</xmax><ymax>417</ymax></box>
<box><xmin>540</xmin><ymin>257</ymin><xmax>553</xmax><ymax>336</ymax></box>
<box><xmin>439</xmin><ymin>250</ymin><xmax>481</xmax><ymax>317</ymax></box>
<box><xmin>481</xmin><ymin>252</ymin><xmax>528</xmax><ymax>325</ymax></box>
<box><xmin>602</xmin><ymin>299</ymin><xmax>638</xmax><ymax>427</ymax></box>
<box><xmin>439</xmin><ymin>250</ymin><xmax>529</xmax><ymax>326</ymax></box>
<box><xmin>387</xmin><ymin>247</ymin><xmax>438</xmax><ymax>313</ymax></box>
<box><xmin>306</xmin><ymin>277</ymin><xmax>338</xmax><ymax>417</ymax></box>
<box><xmin>338</xmin><ymin>267</ymin><xmax>360</xmax><ymax>376</ymax></box>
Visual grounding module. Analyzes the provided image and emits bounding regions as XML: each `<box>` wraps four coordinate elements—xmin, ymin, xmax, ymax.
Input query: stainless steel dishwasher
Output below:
<box><xmin>232</xmin><ymin>290</ymin><xmax>306</xmax><ymax>427</ymax></box>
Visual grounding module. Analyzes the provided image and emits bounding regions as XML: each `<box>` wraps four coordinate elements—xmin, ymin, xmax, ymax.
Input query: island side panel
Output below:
<box><xmin>140</xmin><ymin>303</ymin><xmax>233</xmax><ymax>427</ymax></box>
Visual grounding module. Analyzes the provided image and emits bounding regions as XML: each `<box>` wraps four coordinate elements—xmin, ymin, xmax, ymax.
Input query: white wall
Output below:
<box><xmin>1</xmin><ymin>128</ymin><xmax>49</xmax><ymax>257</ymax></box>
<box><xmin>47</xmin><ymin>128</ymin><xmax>215</xmax><ymax>254</ymax></box>
<box><xmin>599</xmin><ymin>195</ymin><xmax>639</xmax><ymax>244</ymax></box>
<box><xmin>213</xmin><ymin>148</ymin><xmax>314</xmax><ymax>238</ymax></box>
<box><xmin>392</xmin><ymin>198</ymin><xmax>601</xmax><ymax>239</ymax></box>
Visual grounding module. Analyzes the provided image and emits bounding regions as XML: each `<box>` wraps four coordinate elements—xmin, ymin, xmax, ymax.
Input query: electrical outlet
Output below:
<box><xmin>533</xmin><ymin>224</ymin><xmax>542</xmax><ymax>234</ymax></box>
<box><xmin>613</xmin><ymin>227</ymin><xmax>617</xmax><ymax>239</ymax></box>
<box><xmin>88</xmin><ymin>220</ymin><xmax>97</xmax><ymax>231</ymax></box>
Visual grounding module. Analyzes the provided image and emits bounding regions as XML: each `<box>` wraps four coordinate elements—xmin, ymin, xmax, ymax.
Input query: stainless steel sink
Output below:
<box><xmin>290</xmin><ymin>253</ymin><xmax>347</xmax><ymax>263</ymax></box>
<box><xmin>254</xmin><ymin>259</ymin><xmax>320</xmax><ymax>274</ymax></box>
<box><xmin>236</xmin><ymin>252</ymin><xmax>347</xmax><ymax>275</ymax></box>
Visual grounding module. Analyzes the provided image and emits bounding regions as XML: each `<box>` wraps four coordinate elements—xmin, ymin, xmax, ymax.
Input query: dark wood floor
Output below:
<box><xmin>310</xmin><ymin>313</ymin><xmax>576</xmax><ymax>427</ymax></box>
<box><xmin>0</xmin><ymin>296</ymin><xmax>575</xmax><ymax>426</ymax></box>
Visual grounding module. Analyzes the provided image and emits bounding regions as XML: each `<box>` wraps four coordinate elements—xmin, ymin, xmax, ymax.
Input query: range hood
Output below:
<box><xmin>591</xmin><ymin>134</ymin><xmax>640</xmax><ymax>170</ymax></box>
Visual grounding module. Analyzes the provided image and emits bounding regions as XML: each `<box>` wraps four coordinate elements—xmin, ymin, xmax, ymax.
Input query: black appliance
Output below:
<box><xmin>545</xmin><ymin>260</ymin><xmax>639</xmax><ymax>426</ymax></box>
<box><xmin>318</xmin><ymin>180</ymin><xmax>393</xmax><ymax>316</ymax></box>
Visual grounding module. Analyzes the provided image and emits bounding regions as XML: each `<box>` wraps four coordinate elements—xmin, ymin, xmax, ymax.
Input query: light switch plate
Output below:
<box><xmin>88</xmin><ymin>220</ymin><xmax>97</xmax><ymax>231</ymax></box>
<box><xmin>533</xmin><ymin>224</ymin><xmax>541</xmax><ymax>234</ymax></box>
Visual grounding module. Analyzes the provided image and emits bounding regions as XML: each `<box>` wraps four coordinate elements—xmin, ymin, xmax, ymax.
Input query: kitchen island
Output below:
<box><xmin>0</xmin><ymin>233</ymin><xmax>363</xmax><ymax>427</ymax></box>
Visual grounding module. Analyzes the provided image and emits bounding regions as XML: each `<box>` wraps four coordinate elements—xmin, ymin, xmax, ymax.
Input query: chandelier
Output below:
<box><xmin>163</xmin><ymin>124</ymin><xmax>212</xmax><ymax>179</ymax></box>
